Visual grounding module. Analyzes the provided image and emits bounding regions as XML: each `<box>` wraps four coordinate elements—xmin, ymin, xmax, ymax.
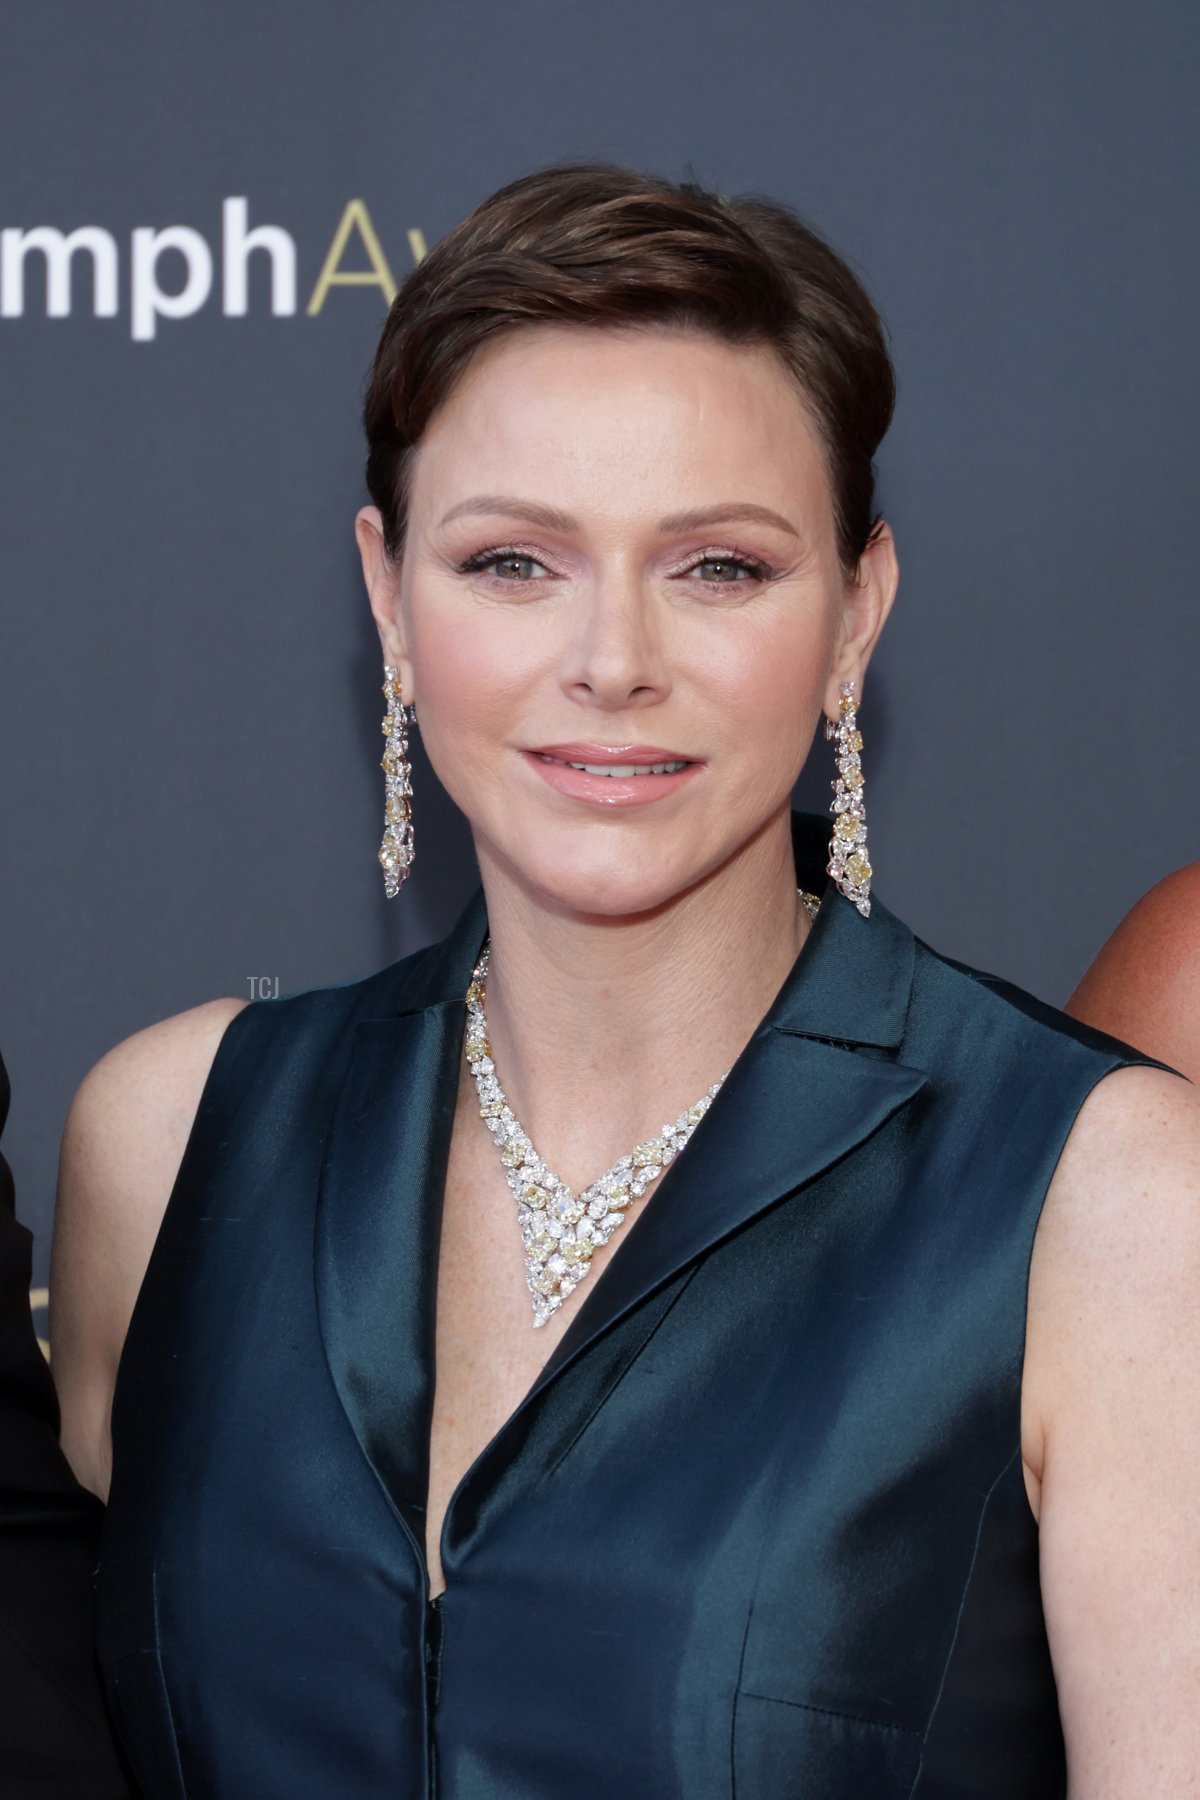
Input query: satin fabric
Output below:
<box><xmin>95</xmin><ymin>810</ymin><xmax>1177</xmax><ymax>1798</ymax></box>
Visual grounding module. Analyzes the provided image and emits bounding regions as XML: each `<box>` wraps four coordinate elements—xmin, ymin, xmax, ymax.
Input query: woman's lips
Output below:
<box><xmin>521</xmin><ymin>746</ymin><xmax>704</xmax><ymax>807</ymax></box>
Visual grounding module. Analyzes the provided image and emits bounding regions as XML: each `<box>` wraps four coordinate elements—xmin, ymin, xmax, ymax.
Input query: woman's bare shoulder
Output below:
<box><xmin>1021</xmin><ymin>1060</ymin><xmax>1200</xmax><ymax>1784</ymax></box>
<box><xmin>1021</xmin><ymin>1060</ymin><xmax>1198</xmax><ymax>1512</ymax></box>
<box><xmin>57</xmin><ymin>995</ymin><xmax>251</xmax><ymax>1256</ymax></box>
<box><xmin>64</xmin><ymin>994</ymin><xmax>250</xmax><ymax>1157</ymax></box>
<box><xmin>50</xmin><ymin>995</ymin><xmax>250</xmax><ymax>1497</ymax></box>
<box><xmin>1027</xmin><ymin>1060</ymin><xmax>1196</xmax><ymax>1361</ymax></box>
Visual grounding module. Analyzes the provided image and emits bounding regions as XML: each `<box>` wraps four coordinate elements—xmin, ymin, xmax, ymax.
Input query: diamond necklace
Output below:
<box><xmin>464</xmin><ymin>888</ymin><xmax>823</xmax><ymax>1327</ymax></box>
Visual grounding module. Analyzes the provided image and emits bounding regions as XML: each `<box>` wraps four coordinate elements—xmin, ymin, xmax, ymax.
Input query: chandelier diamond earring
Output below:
<box><xmin>377</xmin><ymin>664</ymin><xmax>415</xmax><ymax>897</ymax></box>
<box><xmin>825</xmin><ymin>677</ymin><xmax>872</xmax><ymax>916</ymax></box>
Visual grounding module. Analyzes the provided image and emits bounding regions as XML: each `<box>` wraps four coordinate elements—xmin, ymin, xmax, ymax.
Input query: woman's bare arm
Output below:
<box><xmin>49</xmin><ymin>997</ymin><xmax>249</xmax><ymax>1501</ymax></box>
<box><xmin>1027</xmin><ymin>1062</ymin><xmax>1200</xmax><ymax>1795</ymax></box>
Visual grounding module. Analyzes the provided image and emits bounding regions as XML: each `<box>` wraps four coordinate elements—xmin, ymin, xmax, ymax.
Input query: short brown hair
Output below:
<box><xmin>362</xmin><ymin>160</ymin><xmax>895</xmax><ymax>581</ymax></box>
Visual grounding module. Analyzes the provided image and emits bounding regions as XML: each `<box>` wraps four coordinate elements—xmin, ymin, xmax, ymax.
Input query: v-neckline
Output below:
<box><xmin>313</xmin><ymin>810</ymin><xmax>926</xmax><ymax>1606</ymax></box>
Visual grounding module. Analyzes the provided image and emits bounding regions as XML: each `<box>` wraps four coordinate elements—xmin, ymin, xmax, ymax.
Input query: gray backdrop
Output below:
<box><xmin>2</xmin><ymin>1</ymin><xmax>1197</xmax><ymax>1297</ymax></box>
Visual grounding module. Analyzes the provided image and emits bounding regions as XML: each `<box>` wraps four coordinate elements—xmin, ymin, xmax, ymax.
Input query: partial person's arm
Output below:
<box><xmin>50</xmin><ymin>998</ymin><xmax>248</xmax><ymax>1502</ymax></box>
<box><xmin>1065</xmin><ymin>863</ymin><xmax>1200</xmax><ymax>1084</ymax></box>
<box><xmin>0</xmin><ymin>1050</ymin><xmax>131</xmax><ymax>1797</ymax></box>
<box><xmin>1026</xmin><ymin>1062</ymin><xmax>1200</xmax><ymax>1796</ymax></box>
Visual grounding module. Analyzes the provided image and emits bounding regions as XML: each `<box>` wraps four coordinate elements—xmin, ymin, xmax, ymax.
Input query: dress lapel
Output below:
<box><xmin>313</xmin><ymin>899</ymin><xmax>485</xmax><ymax>1543</ymax></box>
<box><xmin>532</xmin><ymin>822</ymin><xmax>929</xmax><ymax>1395</ymax></box>
<box><xmin>314</xmin><ymin>811</ymin><xmax>930</xmax><ymax>1546</ymax></box>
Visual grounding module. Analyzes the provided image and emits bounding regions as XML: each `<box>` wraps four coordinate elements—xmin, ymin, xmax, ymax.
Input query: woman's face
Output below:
<box><xmin>357</xmin><ymin>323</ymin><xmax>896</xmax><ymax>919</ymax></box>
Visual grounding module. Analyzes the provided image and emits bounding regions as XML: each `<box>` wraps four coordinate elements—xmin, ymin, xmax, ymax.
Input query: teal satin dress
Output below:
<box><xmin>95</xmin><ymin>809</ymin><xmax>1181</xmax><ymax>1797</ymax></box>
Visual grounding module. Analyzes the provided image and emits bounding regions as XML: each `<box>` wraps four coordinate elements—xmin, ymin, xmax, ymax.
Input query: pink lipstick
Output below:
<box><xmin>522</xmin><ymin>742</ymin><xmax>704</xmax><ymax>808</ymax></box>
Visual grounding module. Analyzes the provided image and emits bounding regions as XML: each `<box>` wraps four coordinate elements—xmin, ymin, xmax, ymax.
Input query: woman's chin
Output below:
<box><xmin>507</xmin><ymin>855</ymin><xmax>689</xmax><ymax>923</ymax></box>
<box><xmin>542</xmin><ymin>879</ymin><xmax>680</xmax><ymax>922</ymax></box>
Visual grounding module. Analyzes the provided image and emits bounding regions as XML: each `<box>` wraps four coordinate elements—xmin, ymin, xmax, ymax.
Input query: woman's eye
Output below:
<box><xmin>458</xmin><ymin>550</ymin><xmax>549</xmax><ymax>582</ymax></box>
<box><xmin>685</xmin><ymin>554</ymin><xmax>772</xmax><ymax>585</ymax></box>
<box><xmin>456</xmin><ymin>547</ymin><xmax>774</xmax><ymax>589</ymax></box>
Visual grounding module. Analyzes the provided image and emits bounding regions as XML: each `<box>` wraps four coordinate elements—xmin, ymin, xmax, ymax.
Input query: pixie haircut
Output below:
<box><xmin>362</xmin><ymin>160</ymin><xmax>896</xmax><ymax>583</ymax></box>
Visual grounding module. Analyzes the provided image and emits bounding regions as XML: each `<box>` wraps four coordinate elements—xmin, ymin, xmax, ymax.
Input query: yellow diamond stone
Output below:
<box><xmin>632</xmin><ymin>1142</ymin><xmax>663</xmax><ymax>1168</ymax></box>
<box><xmin>846</xmin><ymin>852</ymin><xmax>872</xmax><ymax>885</ymax></box>
<box><xmin>562</xmin><ymin>1238</ymin><xmax>594</xmax><ymax>1264</ymax></box>
<box><xmin>466</xmin><ymin>981</ymin><xmax>485</xmax><ymax>1005</ymax></box>
<box><xmin>839</xmin><ymin>692</ymin><xmax>855</xmax><ymax>712</ymax></box>
<box><xmin>606</xmin><ymin>1186</ymin><xmax>632</xmax><ymax>1209</ymax></box>
<box><xmin>385</xmin><ymin>795</ymin><xmax>411</xmax><ymax>823</ymax></box>
<box><xmin>846</xmin><ymin>729</ymin><xmax>863</xmax><ymax>751</ymax></box>
<box><xmin>835</xmin><ymin>813</ymin><xmax>859</xmax><ymax>839</ymax></box>
<box><xmin>842</xmin><ymin>767</ymin><xmax>864</xmax><ymax>791</ymax></box>
<box><xmin>465</xmin><ymin>1036</ymin><xmax>491</xmax><ymax>1061</ymax></box>
<box><xmin>522</xmin><ymin>1184</ymin><xmax>547</xmax><ymax>1208</ymax></box>
<box><xmin>533</xmin><ymin>1273</ymin><xmax>557</xmax><ymax>1296</ymax></box>
<box><xmin>479</xmin><ymin>1100</ymin><xmax>503</xmax><ymax>1118</ymax></box>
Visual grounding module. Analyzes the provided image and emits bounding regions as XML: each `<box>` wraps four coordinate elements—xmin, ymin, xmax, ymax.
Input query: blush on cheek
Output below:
<box><xmin>719</xmin><ymin>645</ymin><xmax>824</xmax><ymax>750</ymax></box>
<box><xmin>407</xmin><ymin>630</ymin><xmax>527</xmax><ymax>815</ymax></box>
<box><xmin>410</xmin><ymin>598</ymin><xmax>539</xmax><ymax>715</ymax></box>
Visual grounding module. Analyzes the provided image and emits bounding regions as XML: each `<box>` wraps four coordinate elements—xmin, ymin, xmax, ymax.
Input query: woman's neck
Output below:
<box><xmin>467</xmin><ymin>813</ymin><xmax>813</xmax><ymax>1192</ymax></box>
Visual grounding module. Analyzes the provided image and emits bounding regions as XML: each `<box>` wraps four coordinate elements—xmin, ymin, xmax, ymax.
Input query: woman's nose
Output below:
<box><xmin>559</xmin><ymin>569</ymin><xmax>672</xmax><ymax>709</ymax></box>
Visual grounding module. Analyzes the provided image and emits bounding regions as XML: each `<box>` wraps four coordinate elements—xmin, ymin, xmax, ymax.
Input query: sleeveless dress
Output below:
<box><xmin>94</xmin><ymin>808</ymin><xmax>1180</xmax><ymax>1799</ymax></box>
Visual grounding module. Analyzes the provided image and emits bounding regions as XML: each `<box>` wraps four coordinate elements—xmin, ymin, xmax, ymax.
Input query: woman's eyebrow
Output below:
<box><xmin>436</xmin><ymin>496</ymin><xmax>800</xmax><ymax>538</ymax></box>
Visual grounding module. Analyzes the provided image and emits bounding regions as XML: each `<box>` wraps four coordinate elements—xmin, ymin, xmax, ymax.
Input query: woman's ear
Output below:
<box><xmin>824</xmin><ymin>520</ymin><xmax>899</xmax><ymax>717</ymax></box>
<box><xmin>355</xmin><ymin>506</ymin><xmax>413</xmax><ymax>697</ymax></box>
